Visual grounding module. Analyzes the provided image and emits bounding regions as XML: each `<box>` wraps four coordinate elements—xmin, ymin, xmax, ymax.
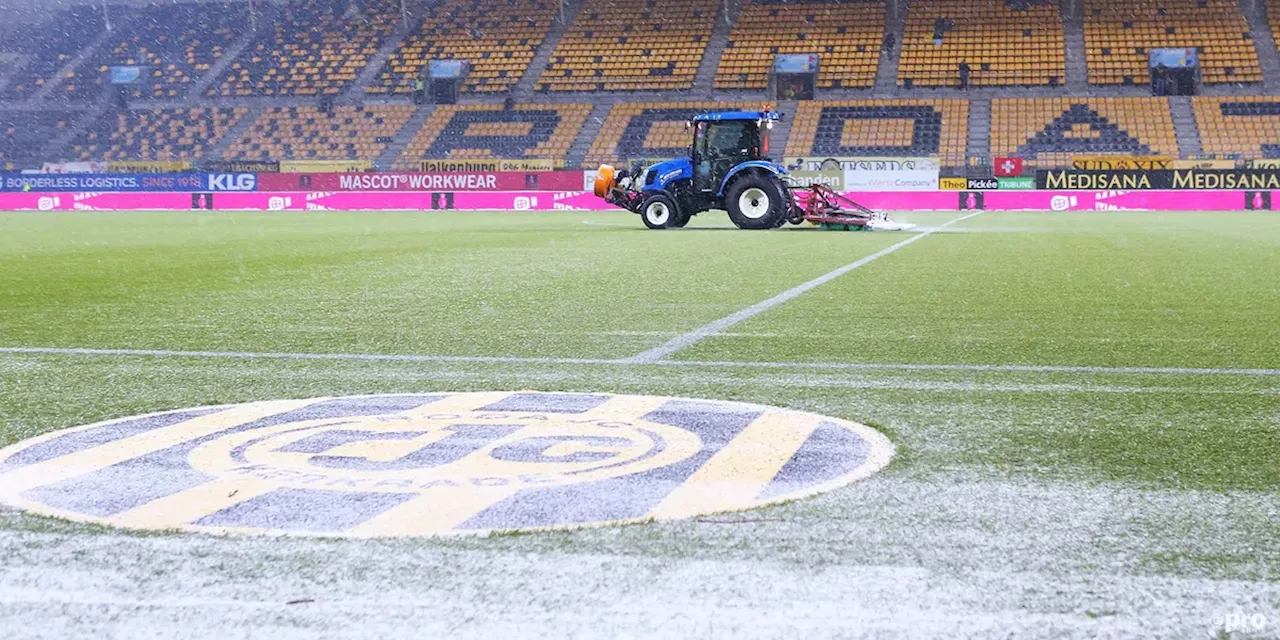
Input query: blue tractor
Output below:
<box><xmin>593</xmin><ymin>110</ymin><xmax>798</xmax><ymax>230</ymax></box>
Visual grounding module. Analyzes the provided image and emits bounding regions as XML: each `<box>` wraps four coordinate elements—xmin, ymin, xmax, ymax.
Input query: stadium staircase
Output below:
<box><xmin>966</xmin><ymin>97</ymin><xmax>991</xmax><ymax>170</ymax></box>
<box><xmin>345</xmin><ymin>9</ymin><xmax>423</xmax><ymax>102</ymax></box>
<box><xmin>511</xmin><ymin>0</ymin><xmax>583</xmax><ymax>101</ymax></box>
<box><xmin>565</xmin><ymin>102</ymin><xmax>612</xmax><ymax>168</ymax></box>
<box><xmin>1169</xmin><ymin>96</ymin><xmax>1204</xmax><ymax>156</ymax></box>
<box><xmin>772</xmin><ymin>99</ymin><xmax>797</xmax><ymax>153</ymax></box>
<box><xmin>692</xmin><ymin>0</ymin><xmax>738</xmax><ymax>96</ymax></box>
<box><xmin>1062</xmin><ymin>0</ymin><xmax>1088</xmax><ymax>91</ymax></box>
<box><xmin>205</xmin><ymin>105</ymin><xmax>265</xmax><ymax>161</ymax></box>
<box><xmin>873</xmin><ymin>0</ymin><xmax>906</xmax><ymax>92</ymax></box>
<box><xmin>375</xmin><ymin>104</ymin><xmax>435</xmax><ymax>169</ymax></box>
<box><xmin>28</xmin><ymin>31</ymin><xmax>111</xmax><ymax>104</ymax></box>
<box><xmin>0</xmin><ymin>62</ymin><xmax>21</xmax><ymax>95</ymax></box>
<box><xmin>186</xmin><ymin>3</ymin><xmax>285</xmax><ymax>101</ymax></box>
<box><xmin>1243</xmin><ymin>0</ymin><xmax>1280</xmax><ymax>93</ymax></box>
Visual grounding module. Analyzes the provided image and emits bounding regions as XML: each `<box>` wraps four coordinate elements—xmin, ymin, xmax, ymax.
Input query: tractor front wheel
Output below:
<box><xmin>726</xmin><ymin>174</ymin><xmax>787</xmax><ymax>230</ymax></box>
<box><xmin>640</xmin><ymin>193</ymin><xmax>685</xmax><ymax>229</ymax></box>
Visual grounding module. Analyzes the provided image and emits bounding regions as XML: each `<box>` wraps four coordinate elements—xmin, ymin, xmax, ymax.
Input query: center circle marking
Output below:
<box><xmin>0</xmin><ymin>392</ymin><xmax>894</xmax><ymax>537</ymax></box>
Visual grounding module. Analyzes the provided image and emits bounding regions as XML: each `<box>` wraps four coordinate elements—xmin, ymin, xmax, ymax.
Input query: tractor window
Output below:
<box><xmin>712</xmin><ymin>122</ymin><xmax>746</xmax><ymax>157</ymax></box>
<box><xmin>693</xmin><ymin>121</ymin><xmax>711</xmax><ymax>161</ymax></box>
<box><xmin>741</xmin><ymin>122</ymin><xmax>762</xmax><ymax>158</ymax></box>
<box><xmin>709</xmin><ymin>121</ymin><xmax>761</xmax><ymax>160</ymax></box>
<box><xmin>692</xmin><ymin>119</ymin><xmax>764</xmax><ymax>192</ymax></box>
<box><xmin>694</xmin><ymin>120</ymin><xmax>762</xmax><ymax>161</ymax></box>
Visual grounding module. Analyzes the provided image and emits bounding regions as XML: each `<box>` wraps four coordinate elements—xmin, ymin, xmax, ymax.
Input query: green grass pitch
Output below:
<box><xmin>1</xmin><ymin>209</ymin><xmax>1278</xmax><ymax>637</ymax></box>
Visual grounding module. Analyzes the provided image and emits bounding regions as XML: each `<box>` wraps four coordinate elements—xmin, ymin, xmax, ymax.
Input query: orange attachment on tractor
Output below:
<box><xmin>593</xmin><ymin>164</ymin><xmax>617</xmax><ymax>198</ymax></box>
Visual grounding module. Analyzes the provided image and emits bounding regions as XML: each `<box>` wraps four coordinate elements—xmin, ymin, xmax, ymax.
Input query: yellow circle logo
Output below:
<box><xmin>0</xmin><ymin>392</ymin><xmax>893</xmax><ymax>537</ymax></box>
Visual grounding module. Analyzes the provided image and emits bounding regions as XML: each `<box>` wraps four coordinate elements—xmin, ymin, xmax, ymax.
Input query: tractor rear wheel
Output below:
<box><xmin>640</xmin><ymin>193</ymin><xmax>681</xmax><ymax>229</ymax></box>
<box><xmin>726</xmin><ymin>174</ymin><xmax>787</xmax><ymax>230</ymax></box>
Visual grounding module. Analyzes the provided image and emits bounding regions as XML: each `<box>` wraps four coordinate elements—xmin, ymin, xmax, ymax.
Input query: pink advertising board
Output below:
<box><xmin>0</xmin><ymin>190</ymin><xmax>1273</xmax><ymax>212</ymax></box>
<box><xmin>0</xmin><ymin>191</ymin><xmax>606</xmax><ymax>211</ymax></box>
<box><xmin>844</xmin><ymin>190</ymin><xmax>1269</xmax><ymax>212</ymax></box>
<box><xmin>256</xmin><ymin>171</ymin><xmax>586</xmax><ymax>192</ymax></box>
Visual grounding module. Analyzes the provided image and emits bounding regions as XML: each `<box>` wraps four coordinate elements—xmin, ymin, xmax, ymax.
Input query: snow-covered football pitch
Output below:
<box><xmin>0</xmin><ymin>209</ymin><xmax>1277</xmax><ymax>638</ymax></box>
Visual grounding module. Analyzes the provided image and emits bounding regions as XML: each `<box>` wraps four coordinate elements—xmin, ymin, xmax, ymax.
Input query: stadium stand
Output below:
<box><xmin>899</xmin><ymin>0</ymin><xmax>1065</xmax><ymax>87</ymax></box>
<box><xmin>208</xmin><ymin>0</ymin><xmax>400</xmax><ymax>97</ymax></box>
<box><xmin>65</xmin><ymin>107</ymin><xmax>249</xmax><ymax>161</ymax></box>
<box><xmin>716</xmin><ymin>0</ymin><xmax>885</xmax><ymax>90</ymax></box>
<box><xmin>60</xmin><ymin>3</ymin><xmax>247</xmax><ymax>101</ymax></box>
<box><xmin>7</xmin><ymin>0</ymin><xmax>1280</xmax><ymax>172</ymax></box>
<box><xmin>224</xmin><ymin>105</ymin><xmax>413</xmax><ymax>161</ymax></box>
<box><xmin>395</xmin><ymin>104</ymin><xmax>589</xmax><ymax>168</ymax></box>
<box><xmin>1085</xmin><ymin>0</ymin><xmax>1260</xmax><ymax>85</ymax></box>
<box><xmin>537</xmin><ymin>0</ymin><xmax>719</xmax><ymax>91</ymax></box>
<box><xmin>0</xmin><ymin>7</ymin><xmax>106</xmax><ymax>100</ymax></box>
<box><xmin>369</xmin><ymin>0</ymin><xmax>558</xmax><ymax>96</ymax></box>
<box><xmin>785</xmin><ymin>99</ymin><xmax>969</xmax><ymax>167</ymax></box>
<box><xmin>1193</xmin><ymin>95</ymin><xmax>1280</xmax><ymax>159</ymax></box>
<box><xmin>0</xmin><ymin>111</ymin><xmax>76</xmax><ymax>167</ymax></box>
<box><xmin>584</xmin><ymin>102</ymin><xmax>757</xmax><ymax>165</ymax></box>
<box><xmin>991</xmin><ymin>97</ymin><xmax>1179</xmax><ymax>167</ymax></box>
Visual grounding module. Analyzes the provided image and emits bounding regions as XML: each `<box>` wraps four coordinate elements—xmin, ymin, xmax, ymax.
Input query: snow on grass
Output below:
<box><xmin>0</xmin><ymin>472</ymin><xmax>1276</xmax><ymax>638</ymax></box>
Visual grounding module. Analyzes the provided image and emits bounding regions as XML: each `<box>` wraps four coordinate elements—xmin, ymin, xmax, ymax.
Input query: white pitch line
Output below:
<box><xmin>660</xmin><ymin>359</ymin><xmax>1280</xmax><ymax>377</ymax></box>
<box><xmin>4</xmin><ymin>346</ymin><xmax>1280</xmax><ymax>377</ymax></box>
<box><xmin>0</xmin><ymin>346</ymin><xmax>615</xmax><ymax>367</ymax></box>
<box><xmin>623</xmin><ymin>210</ymin><xmax>987</xmax><ymax>363</ymax></box>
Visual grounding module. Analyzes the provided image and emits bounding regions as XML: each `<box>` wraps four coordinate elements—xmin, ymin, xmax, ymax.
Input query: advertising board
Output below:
<box><xmin>108</xmin><ymin>161</ymin><xmax>190</xmax><ymax>173</ymax></box>
<box><xmin>964</xmin><ymin>178</ymin><xmax>998</xmax><ymax>190</ymax></box>
<box><xmin>279</xmin><ymin>160</ymin><xmax>372</xmax><ymax>173</ymax></box>
<box><xmin>786</xmin><ymin>171</ymin><xmax>844</xmax><ymax>190</ymax></box>
<box><xmin>40</xmin><ymin>162</ymin><xmax>107</xmax><ymax>174</ymax></box>
<box><xmin>1037</xmin><ymin>169</ymin><xmax>1280</xmax><ymax>190</ymax></box>
<box><xmin>1069</xmin><ymin>156</ymin><xmax>1174</xmax><ymax>171</ymax></box>
<box><xmin>6</xmin><ymin>189</ymin><xmax>1272</xmax><ymax>212</ymax></box>
<box><xmin>997</xmin><ymin>177</ymin><xmax>1035</xmax><ymax>189</ymax></box>
<box><xmin>0</xmin><ymin>173</ymin><xmax>209</xmax><ymax>192</ymax></box>
<box><xmin>1171</xmin><ymin>159</ymin><xmax>1237</xmax><ymax>170</ymax></box>
<box><xmin>204</xmin><ymin>160</ymin><xmax>279</xmax><ymax>173</ymax></box>
<box><xmin>784</xmin><ymin>158</ymin><xmax>940</xmax><ymax>191</ymax></box>
<box><xmin>418</xmin><ymin>159</ymin><xmax>560</xmax><ymax>172</ymax></box>
<box><xmin>256</xmin><ymin>172</ymin><xmax>585</xmax><ymax>192</ymax></box>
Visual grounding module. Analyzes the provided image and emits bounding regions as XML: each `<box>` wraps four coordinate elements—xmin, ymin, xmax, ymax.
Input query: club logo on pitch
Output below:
<box><xmin>0</xmin><ymin>392</ymin><xmax>893</xmax><ymax>537</ymax></box>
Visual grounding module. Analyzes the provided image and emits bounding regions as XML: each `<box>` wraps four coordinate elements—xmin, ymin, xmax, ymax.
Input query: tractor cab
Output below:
<box><xmin>690</xmin><ymin>111</ymin><xmax>777</xmax><ymax>194</ymax></box>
